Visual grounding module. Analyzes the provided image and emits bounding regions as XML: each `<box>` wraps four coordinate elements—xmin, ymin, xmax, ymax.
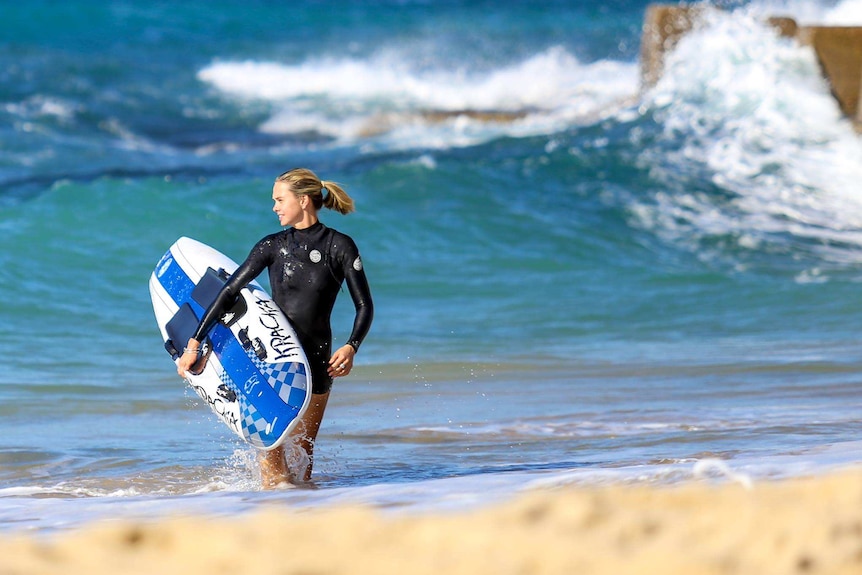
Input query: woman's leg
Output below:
<box><xmin>259</xmin><ymin>391</ymin><xmax>330</xmax><ymax>488</ymax></box>
<box><xmin>259</xmin><ymin>445</ymin><xmax>288</xmax><ymax>489</ymax></box>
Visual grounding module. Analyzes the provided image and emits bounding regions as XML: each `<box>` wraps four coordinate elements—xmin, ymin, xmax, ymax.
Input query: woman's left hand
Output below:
<box><xmin>328</xmin><ymin>344</ymin><xmax>356</xmax><ymax>378</ymax></box>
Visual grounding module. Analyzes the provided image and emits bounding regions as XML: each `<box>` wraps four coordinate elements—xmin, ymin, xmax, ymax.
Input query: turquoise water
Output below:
<box><xmin>3</xmin><ymin>0</ymin><xmax>862</xmax><ymax>531</ymax></box>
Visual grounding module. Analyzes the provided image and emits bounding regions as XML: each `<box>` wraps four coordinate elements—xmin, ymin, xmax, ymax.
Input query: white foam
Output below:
<box><xmin>4</xmin><ymin>95</ymin><xmax>78</xmax><ymax>120</ymax></box>
<box><xmin>823</xmin><ymin>0</ymin><xmax>862</xmax><ymax>24</ymax></box>
<box><xmin>198</xmin><ymin>47</ymin><xmax>638</xmax><ymax>149</ymax></box>
<box><xmin>692</xmin><ymin>458</ymin><xmax>754</xmax><ymax>489</ymax></box>
<box><xmin>412</xmin><ymin>419</ymin><xmax>701</xmax><ymax>440</ymax></box>
<box><xmin>633</xmin><ymin>6</ymin><xmax>862</xmax><ymax>266</ymax></box>
<box><xmin>4</xmin><ymin>437</ymin><xmax>860</xmax><ymax>533</ymax></box>
<box><xmin>745</xmin><ymin>0</ymin><xmax>862</xmax><ymax>25</ymax></box>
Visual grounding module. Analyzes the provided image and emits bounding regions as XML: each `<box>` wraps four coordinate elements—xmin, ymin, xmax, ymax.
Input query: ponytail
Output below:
<box><xmin>320</xmin><ymin>179</ymin><xmax>354</xmax><ymax>215</ymax></box>
<box><xmin>276</xmin><ymin>168</ymin><xmax>355</xmax><ymax>215</ymax></box>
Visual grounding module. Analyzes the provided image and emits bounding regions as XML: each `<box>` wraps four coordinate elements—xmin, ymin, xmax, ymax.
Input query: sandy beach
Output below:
<box><xmin>3</xmin><ymin>468</ymin><xmax>862</xmax><ymax>575</ymax></box>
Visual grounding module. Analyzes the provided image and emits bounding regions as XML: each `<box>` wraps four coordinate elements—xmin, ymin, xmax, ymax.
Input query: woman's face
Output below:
<box><xmin>272</xmin><ymin>181</ymin><xmax>304</xmax><ymax>227</ymax></box>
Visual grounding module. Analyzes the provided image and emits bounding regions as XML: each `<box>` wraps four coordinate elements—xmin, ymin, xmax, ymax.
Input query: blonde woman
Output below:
<box><xmin>177</xmin><ymin>168</ymin><xmax>374</xmax><ymax>487</ymax></box>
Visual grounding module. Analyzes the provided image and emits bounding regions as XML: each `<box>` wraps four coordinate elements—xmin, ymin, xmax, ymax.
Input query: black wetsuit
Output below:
<box><xmin>192</xmin><ymin>222</ymin><xmax>373</xmax><ymax>394</ymax></box>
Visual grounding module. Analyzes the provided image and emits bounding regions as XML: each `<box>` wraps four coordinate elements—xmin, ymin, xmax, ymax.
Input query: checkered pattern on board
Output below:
<box><xmin>214</xmin><ymin>370</ymin><xmax>269</xmax><ymax>446</ymax></box>
<box><xmin>218</xmin><ymin>369</ymin><xmax>274</xmax><ymax>449</ymax></box>
<box><xmin>238</xmin><ymin>397</ymin><xmax>270</xmax><ymax>448</ymax></box>
<box><xmin>249</xmin><ymin>354</ymin><xmax>308</xmax><ymax>407</ymax></box>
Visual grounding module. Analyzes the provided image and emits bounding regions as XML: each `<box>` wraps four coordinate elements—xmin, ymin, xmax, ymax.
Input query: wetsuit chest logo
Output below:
<box><xmin>309</xmin><ymin>249</ymin><xmax>322</xmax><ymax>263</ymax></box>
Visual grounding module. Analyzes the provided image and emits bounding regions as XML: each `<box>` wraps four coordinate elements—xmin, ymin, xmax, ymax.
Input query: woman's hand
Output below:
<box><xmin>328</xmin><ymin>344</ymin><xmax>356</xmax><ymax>378</ymax></box>
<box><xmin>176</xmin><ymin>338</ymin><xmax>205</xmax><ymax>377</ymax></box>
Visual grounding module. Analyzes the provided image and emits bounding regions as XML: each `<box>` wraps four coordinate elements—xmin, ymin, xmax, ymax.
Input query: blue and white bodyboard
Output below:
<box><xmin>149</xmin><ymin>237</ymin><xmax>311</xmax><ymax>450</ymax></box>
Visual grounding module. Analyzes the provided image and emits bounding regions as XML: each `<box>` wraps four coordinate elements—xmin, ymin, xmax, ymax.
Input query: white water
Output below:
<box><xmin>198</xmin><ymin>46</ymin><xmax>639</xmax><ymax>149</ymax></box>
<box><xmin>4</xmin><ymin>439</ymin><xmax>859</xmax><ymax>534</ymax></box>
<box><xmin>631</xmin><ymin>4</ymin><xmax>862</xmax><ymax>269</ymax></box>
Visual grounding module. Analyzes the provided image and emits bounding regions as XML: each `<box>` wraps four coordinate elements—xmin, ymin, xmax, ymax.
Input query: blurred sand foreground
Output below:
<box><xmin>3</xmin><ymin>468</ymin><xmax>862</xmax><ymax>575</ymax></box>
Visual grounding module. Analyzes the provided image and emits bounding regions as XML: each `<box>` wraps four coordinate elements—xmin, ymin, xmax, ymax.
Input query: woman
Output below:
<box><xmin>176</xmin><ymin>168</ymin><xmax>373</xmax><ymax>488</ymax></box>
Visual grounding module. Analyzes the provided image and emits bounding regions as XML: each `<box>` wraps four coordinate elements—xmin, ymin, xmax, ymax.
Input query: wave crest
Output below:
<box><xmin>630</xmin><ymin>6</ymin><xmax>862</xmax><ymax>269</ymax></box>
<box><xmin>197</xmin><ymin>47</ymin><xmax>638</xmax><ymax>148</ymax></box>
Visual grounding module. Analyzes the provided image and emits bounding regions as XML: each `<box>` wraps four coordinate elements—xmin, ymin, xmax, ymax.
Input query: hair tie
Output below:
<box><xmin>321</xmin><ymin>185</ymin><xmax>328</xmax><ymax>196</ymax></box>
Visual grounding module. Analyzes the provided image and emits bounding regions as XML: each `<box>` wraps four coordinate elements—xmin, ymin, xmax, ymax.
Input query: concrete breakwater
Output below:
<box><xmin>641</xmin><ymin>4</ymin><xmax>862</xmax><ymax>131</ymax></box>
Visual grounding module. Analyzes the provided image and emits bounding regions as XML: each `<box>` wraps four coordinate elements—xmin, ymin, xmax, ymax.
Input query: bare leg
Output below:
<box><xmin>259</xmin><ymin>391</ymin><xmax>330</xmax><ymax>488</ymax></box>
<box><xmin>259</xmin><ymin>445</ymin><xmax>289</xmax><ymax>489</ymax></box>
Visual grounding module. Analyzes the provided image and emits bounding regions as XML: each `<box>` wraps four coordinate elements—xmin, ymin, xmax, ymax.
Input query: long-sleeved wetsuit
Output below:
<box><xmin>192</xmin><ymin>222</ymin><xmax>373</xmax><ymax>394</ymax></box>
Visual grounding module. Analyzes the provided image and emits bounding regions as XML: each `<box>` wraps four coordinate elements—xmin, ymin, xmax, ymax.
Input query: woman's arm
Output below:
<box><xmin>327</xmin><ymin>240</ymin><xmax>374</xmax><ymax>379</ymax></box>
<box><xmin>176</xmin><ymin>241</ymin><xmax>270</xmax><ymax>377</ymax></box>
<box><xmin>327</xmin><ymin>264</ymin><xmax>372</xmax><ymax>378</ymax></box>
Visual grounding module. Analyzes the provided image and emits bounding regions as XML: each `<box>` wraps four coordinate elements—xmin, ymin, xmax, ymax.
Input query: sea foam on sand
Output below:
<box><xmin>3</xmin><ymin>468</ymin><xmax>862</xmax><ymax>574</ymax></box>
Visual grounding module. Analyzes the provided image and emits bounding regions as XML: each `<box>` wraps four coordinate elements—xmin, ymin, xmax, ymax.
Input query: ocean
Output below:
<box><xmin>3</xmin><ymin>0</ymin><xmax>862</xmax><ymax>532</ymax></box>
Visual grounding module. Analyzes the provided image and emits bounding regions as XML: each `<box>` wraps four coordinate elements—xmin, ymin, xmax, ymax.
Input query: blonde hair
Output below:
<box><xmin>275</xmin><ymin>168</ymin><xmax>355</xmax><ymax>215</ymax></box>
